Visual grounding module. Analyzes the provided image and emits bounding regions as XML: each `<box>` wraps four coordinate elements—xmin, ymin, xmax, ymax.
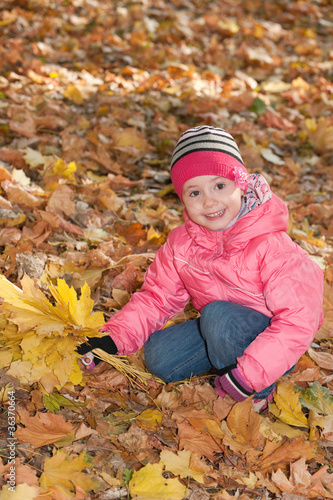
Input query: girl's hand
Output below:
<box><xmin>77</xmin><ymin>334</ymin><xmax>118</xmax><ymax>370</ymax></box>
<box><xmin>214</xmin><ymin>365</ymin><xmax>275</xmax><ymax>411</ymax></box>
<box><xmin>213</xmin><ymin>365</ymin><xmax>253</xmax><ymax>402</ymax></box>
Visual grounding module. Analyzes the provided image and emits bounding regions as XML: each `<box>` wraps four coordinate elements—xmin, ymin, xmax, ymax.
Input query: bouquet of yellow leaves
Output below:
<box><xmin>0</xmin><ymin>274</ymin><xmax>163</xmax><ymax>392</ymax></box>
<box><xmin>0</xmin><ymin>274</ymin><xmax>106</xmax><ymax>392</ymax></box>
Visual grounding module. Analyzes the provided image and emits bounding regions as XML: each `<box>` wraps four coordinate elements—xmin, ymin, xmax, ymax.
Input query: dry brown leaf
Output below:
<box><xmin>0</xmin><ymin>228</ymin><xmax>21</xmax><ymax>246</ymax></box>
<box><xmin>212</xmin><ymin>392</ymin><xmax>235</xmax><ymax>421</ymax></box>
<box><xmin>226</xmin><ymin>398</ymin><xmax>263</xmax><ymax>448</ymax></box>
<box><xmin>221</xmin><ymin>419</ymin><xmax>253</xmax><ymax>455</ymax></box>
<box><xmin>2</xmin><ymin>180</ymin><xmax>44</xmax><ymax>208</ymax></box>
<box><xmin>154</xmin><ymin>387</ymin><xmax>180</xmax><ymax>410</ymax></box>
<box><xmin>306</xmin><ymin>116</ymin><xmax>333</xmax><ymax>154</ymax></box>
<box><xmin>179</xmin><ymin>382</ymin><xmax>218</xmax><ymax>408</ymax></box>
<box><xmin>254</xmin><ymin>437</ymin><xmax>321</xmax><ymax>473</ymax></box>
<box><xmin>47</xmin><ymin>185</ymin><xmax>76</xmax><ymax>217</ymax></box>
<box><xmin>187</xmin><ymin>416</ymin><xmax>225</xmax><ymax>440</ymax></box>
<box><xmin>258</xmin><ymin>109</ymin><xmax>297</xmax><ymax>134</ymax></box>
<box><xmin>178</xmin><ymin>420</ymin><xmax>222</xmax><ymax>461</ymax></box>
<box><xmin>0</xmin><ymin>457</ymin><xmax>39</xmax><ymax>487</ymax></box>
<box><xmin>308</xmin><ymin>347</ymin><xmax>333</xmax><ymax>370</ymax></box>
<box><xmin>117</xmin><ymin>422</ymin><xmax>149</xmax><ymax>452</ymax></box>
<box><xmin>87</xmin><ymin>367</ymin><xmax>129</xmax><ymax>390</ymax></box>
<box><xmin>272</xmin><ymin>456</ymin><xmax>333</xmax><ymax>498</ymax></box>
<box><xmin>15</xmin><ymin>410</ymin><xmax>73</xmax><ymax>447</ymax></box>
<box><xmin>114</xmin><ymin>221</ymin><xmax>147</xmax><ymax>246</ymax></box>
<box><xmin>21</xmin><ymin>220</ymin><xmax>52</xmax><ymax>247</ymax></box>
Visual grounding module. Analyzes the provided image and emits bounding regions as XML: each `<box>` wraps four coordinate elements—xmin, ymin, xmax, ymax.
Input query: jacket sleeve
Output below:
<box><xmin>100</xmin><ymin>238</ymin><xmax>191</xmax><ymax>355</ymax></box>
<box><xmin>237</xmin><ymin>241</ymin><xmax>324</xmax><ymax>393</ymax></box>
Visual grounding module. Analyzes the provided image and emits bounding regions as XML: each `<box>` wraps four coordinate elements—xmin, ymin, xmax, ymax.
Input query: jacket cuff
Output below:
<box><xmin>218</xmin><ymin>367</ymin><xmax>254</xmax><ymax>402</ymax></box>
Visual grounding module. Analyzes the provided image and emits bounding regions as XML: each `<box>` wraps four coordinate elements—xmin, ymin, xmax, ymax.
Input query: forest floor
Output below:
<box><xmin>0</xmin><ymin>0</ymin><xmax>333</xmax><ymax>499</ymax></box>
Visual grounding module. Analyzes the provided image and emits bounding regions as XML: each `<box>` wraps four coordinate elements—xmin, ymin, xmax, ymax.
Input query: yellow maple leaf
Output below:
<box><xmin>0</xmin><ymin>274</ymin><xmax>104</xmax><ymax>336</ymax></box>
<box><xmin>270</xmin><ymin>382</ymin><xmax>309</xmax><ymax>428</ymax></box>
<box><xmin>49</xmin><ymin>279</ymin><xmax>104</xmax><ymax>331</ymax></box>
<box><xmin>160</xmin><ymin>449</ymin><xmax>204</xmax><ymax>484</ymax></box>
<box><xmin>0</xmin><ymin>275</ymin><xmax>73</xmax><ymax>335</ymax></box>
<box><xmin>135</xmin><ymin>408</ymin><xmax>164</xmax><ymax>431</ymax></box>
<box><xmin>39</xmin><ymin>450</ymin><xmax>101</xmax><ymax>498</ymax></box>
<box><xmin>53</xmin><ymin>158</ymin><xmax>77</xmax><ymax>179</ymax></box>
<box><xmin>129</xmin><ymin>462</ymin><xmax>187</xmax><ymax>500</ymax></box>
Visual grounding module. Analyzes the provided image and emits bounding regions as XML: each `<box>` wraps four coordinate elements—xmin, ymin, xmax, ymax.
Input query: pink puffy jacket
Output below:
<box><xmin>102</xmin><ymin>175</ymin><xmax>324</xmax><ymax>392</ymax></box>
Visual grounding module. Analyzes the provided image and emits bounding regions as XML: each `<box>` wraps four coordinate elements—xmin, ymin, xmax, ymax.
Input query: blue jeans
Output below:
<box><xmin>144</xmin><ymin>301</ymin><xmax>276</xmax><ymax>399</ymax></box>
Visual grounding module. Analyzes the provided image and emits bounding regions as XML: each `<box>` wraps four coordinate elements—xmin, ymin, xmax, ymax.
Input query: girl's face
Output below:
<box><xmin>182</xmin><ymin>175</ymin><xmax>243</xmax><ymax>231</ymax></box>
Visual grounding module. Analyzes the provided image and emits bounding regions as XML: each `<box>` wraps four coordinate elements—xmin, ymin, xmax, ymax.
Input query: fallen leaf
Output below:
<box><xmin>307</xmin><ymin>347</ymin><xmax>333</xmax><ymax>370</ymax></box>
<box><xmin>1</xmin><ymin>180</ymin><xmax>44</xmax><ymax>208</ymax></box>
<box><xmin>271</xmin><ymin>456</ymin><xmax>333</xmax><ymax>498</ymax></box>
<box><xmin>254</xmin><ymin>436</ymin><xmax>320</xmax><ymax>473</ymax></box>
<box><xmin>39</xmin><ymin>450</ymin><xmax>101</xmax><ymax>498</ymax></box>
<box><xmin>226</xmin><ymin>398</ymin><xmax>263</xmax><ymax>447</ymax></box>
<box><xmin>177</xmin><ymin>420</ymin><xmax>222</xmax><ymax>461</ymax></box>
<box><xmin>47</xmin><ymin>185</ymin><xmax>76</xmax><ymax>217</ymax></box>
<box><xmin>112</xmin><ymin>127</ymin><xmax>152</xmax><ymax>155</ymax></box>
<box><xmin>299</xmin><ymin>381</ymin><xmax>333</xmax><ymax>415</ymax></box>
<box><xmin>15</xmin><ymin>410</ymin><xmax>73</xmax><ymax>447</ymax></box>
<box><xmin>0</xmin><ymin>484</ymin><xmax>41</xmax><ymax>499</ymax></box>
<box><xmin>270</xmin><ymin>382</ymin><xmax>308</xmax><ymax>428</ymax></box>
<box><xmin>117</xmin><ymin>423</ymin><xmax>149</xmax><ymax>452</ymax></box>
<box><xmin>21</xmin><ymin>147</ymin><xmax>47</xmax><ymax>168</ymax></box>
<box><xmin>1</xmin><ymin>457</ymin><xmax>38</xmax><ymax>487</ymax></box>
<box><xmin>63</xmin><ymin>85</ymin><xmax>85</xmax><ymax>104</ymax></box>
<box><xmin>160</xmin><ymin>449</ymin><xmax>204</xmax><ymax>483</ymax></box>
<box><xmin>135</xmin><ymin>408</ymin><xmax>164</xmax><ymax>431</ymax></box>
<box><xmin>306</xmin><ymin>116</ymin><xmax>333</xmax><ymax>153</ymax></box>
<box><xmin>128</xmin><ymin>462</ymin><xmax>187</xmax><ymax>500</ymax></box>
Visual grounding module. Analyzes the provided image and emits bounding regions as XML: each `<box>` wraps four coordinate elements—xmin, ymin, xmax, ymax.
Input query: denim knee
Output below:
<box><xmin>200</xmin><ymin>301</ymin><xmax>231</xmax><ymax>343</ymax></box>
<box><xmin>199</xmin><ymin>301</ymin><xmax>271</xmax><ymax>370</ymax></box>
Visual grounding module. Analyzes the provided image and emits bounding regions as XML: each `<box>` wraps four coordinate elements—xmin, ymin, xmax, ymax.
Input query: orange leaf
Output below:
<box><xmin>226</xmin><ymin>398</ymin><xmax>262</xmax><ymax>448</ymax></box>
<box><xmin>254</xmin><ymin>437</ymin><xmax>322</xmax><ymax>473</ymax></box>
<box><xmin>177</xmin><ymin>420</ymin><xmax>221</xmax><ymax>461</ymax></box>
<box><xmin>15</xmin><ymin>411</ymin><xmax>72</xmax><ymax>447</ymax></box>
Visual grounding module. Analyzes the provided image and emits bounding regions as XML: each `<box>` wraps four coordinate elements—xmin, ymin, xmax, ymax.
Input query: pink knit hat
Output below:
<box><xmin>171</xmin><ymin>126</ymin><xmax>248</xmax><ymax>201</ymax></box>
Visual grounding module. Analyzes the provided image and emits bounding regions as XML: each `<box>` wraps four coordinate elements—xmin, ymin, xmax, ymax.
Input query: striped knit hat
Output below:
<box><xmin>171</xmin><ymin>126</ymin><xmax>248</xmax><ymax>201</ymax></box>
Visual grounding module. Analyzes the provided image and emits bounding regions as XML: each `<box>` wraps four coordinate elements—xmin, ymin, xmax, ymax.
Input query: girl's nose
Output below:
<box><xmin>203</xmin><ymin>195</ymin><xmax>217</xmax><ymax>208</ymax></box>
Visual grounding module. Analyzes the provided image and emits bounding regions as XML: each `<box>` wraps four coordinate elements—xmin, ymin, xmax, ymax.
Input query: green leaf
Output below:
<box><xmin>250</xmin><ymin>97</ymin><xmax>266</xmax><ymax>115</ymax></box>
<box><xmin>299</xmin><ymin>381</ymin><xmax>333</xmax><ymax>416</ymax></box>
<box><xmin>122</xmin><ymin>468</ymin><xmax>133</xmax><ymax>486</ymax></box>
<box><xmin>43</xmin><ymin>392</ymin><xmax>88</xmax><ymax>414</ymax></box>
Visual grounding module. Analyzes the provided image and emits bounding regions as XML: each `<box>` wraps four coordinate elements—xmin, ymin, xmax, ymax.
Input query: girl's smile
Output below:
<box><xmin>205</xmin><ymin>209</ymin><xmax>226</xmax><ymax>219</ymax></box>
<box><xmin>182</xmin><ymin>175</ymin><xmax>243</xmax><ymax>231</ymax></box>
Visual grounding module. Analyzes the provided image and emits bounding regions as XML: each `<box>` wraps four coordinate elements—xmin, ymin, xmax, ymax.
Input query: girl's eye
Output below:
<box><xmin>215</xmin><ymin>183</ymin><xmax>225</xmax><ymax>190</ymax></box>
<box><xmin>190</xmin><ymin>190</ymin><xmax>200</xmax><ymax>197</ymax></box>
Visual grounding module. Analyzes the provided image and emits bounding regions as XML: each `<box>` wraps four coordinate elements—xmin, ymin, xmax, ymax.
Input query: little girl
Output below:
<box><xmin>78</xmin><ymin>126</ymin><xmax>324</xmax><ymax>408</ymax></box>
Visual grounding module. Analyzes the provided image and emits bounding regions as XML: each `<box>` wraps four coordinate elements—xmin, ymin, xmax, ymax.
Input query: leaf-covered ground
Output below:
<box><xmin>0</xmin><ymin>0</ymin><xmax>333</xmax><ymax>498</ymax></box>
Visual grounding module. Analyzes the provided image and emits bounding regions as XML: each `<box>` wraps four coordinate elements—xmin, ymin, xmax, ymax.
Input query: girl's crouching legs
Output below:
<box><xmin>200</xmin><ymin>301</ymin><xmax>275</xmax><ymax>398</ymax></box>
<box><xmin>200</xmin><ymin>300</ymin><xmax>271</xmax><ymax>369</ymax></box>
<box><xmin>144</xmin><ymin>318</ymin><xmax>212</xmax><ymax>383</ymax></box>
